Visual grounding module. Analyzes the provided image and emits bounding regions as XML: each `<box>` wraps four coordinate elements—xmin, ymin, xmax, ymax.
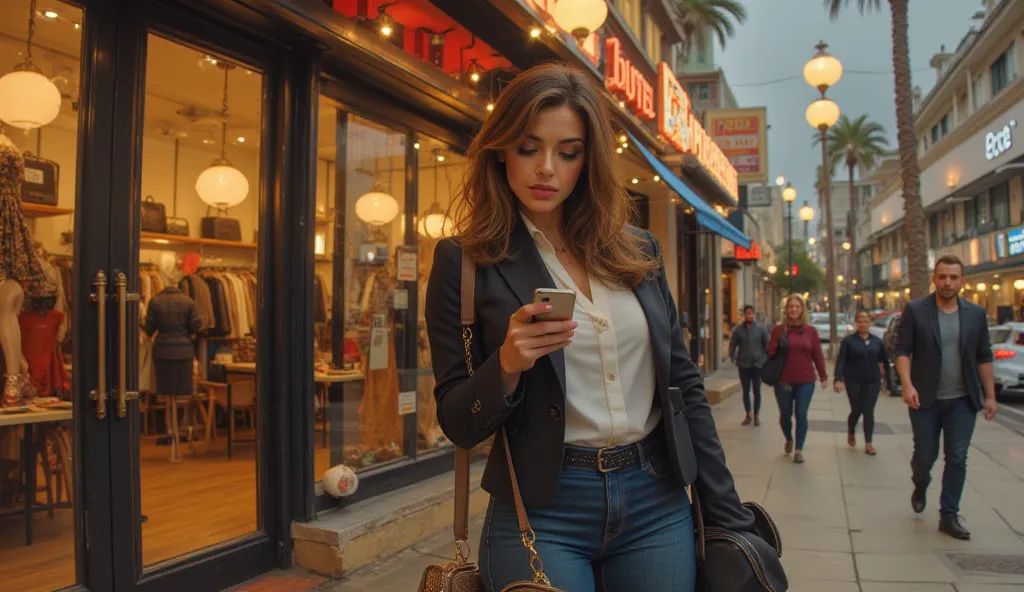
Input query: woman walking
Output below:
<box><xmin>424</xmin><ymin>62</ymin><xmax>762</xmax><ymax>591</ymax></box>
<box><xmin>768</xmin><ymin>294</ymin><xmax>827</xmax><ymax>464</ymax></box>
<box><xmin>834</xmin><ymin>310</ymin><xmax>888</xmax><ymax>455</ymax></box>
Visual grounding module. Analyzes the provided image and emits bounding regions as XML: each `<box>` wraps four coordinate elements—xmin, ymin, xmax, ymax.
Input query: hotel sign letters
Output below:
<box><xmin>604</xmin><ymin>37</ymin><xmax>656</xmax><ymax>120</ymax></box>
<box><xmin>656</xmin><ymin>63</ymin><xmax>738</xmax><ymax>201</ymax></box>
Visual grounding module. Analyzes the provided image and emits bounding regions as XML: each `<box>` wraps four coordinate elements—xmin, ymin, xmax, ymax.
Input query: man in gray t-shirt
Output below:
<box><xmin>936</xmin><ymin>309</ymin><xmax>966</xmax><ymax>400</ymax></box>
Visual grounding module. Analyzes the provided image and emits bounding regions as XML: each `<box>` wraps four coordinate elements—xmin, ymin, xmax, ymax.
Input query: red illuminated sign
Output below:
<box><xmin>735</xmin><ymin>242</ymin><xmax>761</xmax><ymax>261</ymax></box>
<box><xmin>791</xmin><ymin>264</ymin><xmax>799</xmax><ymax>276</ymax></box>
<box><xmin>604</xmin><ymin>37</ymin><xmax>656</xmax><ymax>121</ymax></box>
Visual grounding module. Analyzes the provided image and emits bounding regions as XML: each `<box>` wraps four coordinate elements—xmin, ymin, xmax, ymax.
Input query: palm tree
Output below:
<box><xmin>825</xmin><ymin>0</ymin><xmax>928</xmax><ymax>299</ymax></box>
<box><xmin>813</xmin><ymin>114</ymin><xmax>889</xmax><ymax>289</ymax></box>
<box><xmin>673</xmin><ymin>0</ymin><xmax>747</xmax><ymax>70</ymax></box>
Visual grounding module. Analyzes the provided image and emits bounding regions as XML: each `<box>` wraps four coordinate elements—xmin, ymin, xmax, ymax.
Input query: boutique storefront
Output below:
<box><xmin>0</xmin><ymin>1</ymin><xmax>747</xmax><ymax>591</ymax></box>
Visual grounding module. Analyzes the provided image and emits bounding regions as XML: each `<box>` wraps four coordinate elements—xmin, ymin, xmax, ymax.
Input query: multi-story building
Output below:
<box><xmin>868</xmin><ymin>0</ymin><xmax>1024</xmax><ymax>319</ymax></box>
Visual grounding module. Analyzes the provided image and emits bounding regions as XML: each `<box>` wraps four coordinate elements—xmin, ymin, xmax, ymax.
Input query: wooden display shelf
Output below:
<box><xmin>140</xmin><ymin>231</ymin><xmax>257</xmax><ymax>250</ymax></box>
<box><xmin>22</xmin><ymin>203</ymin><xmax>74</xmax><ymax>218</ymax></box>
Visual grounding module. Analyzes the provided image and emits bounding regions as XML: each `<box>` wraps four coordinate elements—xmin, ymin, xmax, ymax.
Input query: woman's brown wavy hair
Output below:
<box><xmin>450</xmin><ymin>62</ymin><xmax>659</xmax><ymax>288</ymax></box>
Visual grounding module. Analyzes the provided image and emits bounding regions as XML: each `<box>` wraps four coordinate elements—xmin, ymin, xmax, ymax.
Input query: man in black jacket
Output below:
<box><xmin>894</xmin><ymin>255</ymin><xmax>998</xmax><ymax>540</ymax></box>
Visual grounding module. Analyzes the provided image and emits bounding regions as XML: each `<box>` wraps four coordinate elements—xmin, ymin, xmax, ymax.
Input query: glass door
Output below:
<box><xmin>0</xmin><ymin>0</ymin><xmax>116</xmax><ymax>590</ymax></box>
<box><xmin>103</xmin><ymin>0</ymin><xmax>279</xmax><ymax>589</ymax></box>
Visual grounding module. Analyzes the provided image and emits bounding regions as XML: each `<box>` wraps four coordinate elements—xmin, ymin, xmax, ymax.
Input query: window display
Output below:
<box><xmin>0</xmin><ymin>1</ymin><xmax>81</xmax><ymax>590</ymax></box>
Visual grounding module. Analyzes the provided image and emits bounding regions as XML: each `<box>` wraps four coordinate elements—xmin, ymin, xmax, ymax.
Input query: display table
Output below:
<box><xmin>0</xmin><ymin>407</ymin><xmax>74</xmax><ymax>545</ymax></box>
<box><xmin>217</xmin><ymin>363</ymin><xmax>363</xmax><ymax>455</ymax></box>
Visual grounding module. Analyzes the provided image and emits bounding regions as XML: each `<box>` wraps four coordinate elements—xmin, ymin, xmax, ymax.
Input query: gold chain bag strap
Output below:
<box><xmin>418</xmin><ymin>251</ymin><xmax>562</xmax><ymax>592</ymax></box>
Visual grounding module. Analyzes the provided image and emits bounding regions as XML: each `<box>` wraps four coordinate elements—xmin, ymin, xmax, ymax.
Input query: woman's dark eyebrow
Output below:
<box><xmin>525</xmin><ymin>133</ymin><xmax>584</xmax><ymax>145</ymax></box>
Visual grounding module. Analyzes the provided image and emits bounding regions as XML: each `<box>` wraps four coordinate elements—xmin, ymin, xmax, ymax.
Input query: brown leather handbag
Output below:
<box><xmin>418</xmin><ymin>252</ymin><xmax>562</xmax><ymax>592</ymax></box>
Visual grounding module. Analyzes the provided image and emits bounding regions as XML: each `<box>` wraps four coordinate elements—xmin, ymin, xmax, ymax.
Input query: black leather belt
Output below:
<box><xmin>562</xmin><ymin>432</ymin><xmax>663</xmax><ymax>473</ymax></box>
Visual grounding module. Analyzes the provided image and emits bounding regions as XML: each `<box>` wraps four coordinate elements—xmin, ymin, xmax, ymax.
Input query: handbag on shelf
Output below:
<box><xmin>692</xmin><ymin>488</ymin><xmax>788</xmax><ymax>592</ymax></box>
<box><xmin>418</xmin><ymin>252</ymin><xmax>562</xmax><ymax>592</ymax></box>
<box><xmin>140</xmin><ymin>196</ymin><xmax>167</xmax><ymax>233</ymax></box>
<box><xmin>165</xmin><ymin>216</ymin><xmax>190</xmax><ymax>236</ymax></box>
<box><xmin>21</xmin><ymin>153</ymin><xmax>59</xmax><ymax>206</ymax></box>
<box><xmin>200</xmin><ymin>206</ymin><xmax>242</xmax><ymax>242</ymax></box>
<box><xmin>759</xmin><ymin>326</ymin><xmax>789</xmax><ymax>387</ymax></box>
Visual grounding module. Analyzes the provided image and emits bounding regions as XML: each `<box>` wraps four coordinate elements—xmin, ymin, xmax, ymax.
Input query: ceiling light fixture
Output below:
<box><xmin>42</xmin><ymin>9</ymin><xmax>58</xmax><ymax>19</ymax></box>
<box><xmin>551</xmin><ymin>0</ymin><xmax>608</xmax><ymax>46</ymax></box>
<box><xmin>195</xmin><ymin>62</ymin><xmax>249</xmax><ymax>210</ymax></box>
<box><xmin>486</xmin><ymin>103</ymin><xmax>494</xmax><ymax>112</ymax></box>
<box><xmin>0</xmin><ymin>0</ymin><xmax>62</xmax><ymax>130</ymax></box>
<box><xmin>530</xmin><ymin>27</ymin><xmax>542</xmax><ymax>39</ymax></box>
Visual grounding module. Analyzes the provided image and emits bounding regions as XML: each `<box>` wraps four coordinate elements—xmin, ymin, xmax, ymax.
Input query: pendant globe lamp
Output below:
<box><xmin>0</xmin><ymin>0</ymin><xmax>62</xmax><ymax>131</ymax></box>
<box><xmin>195</xmin><ymin>63</ymin><xmax>249</xmax><ymax>210</ymax></box>
<box><xmin>418</xmin><ymin>148</ymin><xmax>453</xmax><ymax>239</ymax></box>
<box><xmin>551</xmin><ymin>0</ymin><xmax>608</xmax><ymax>46</ymax></box>
<box><xmin>355</xmin><ymin>186</ymin><xmax>399</xmax><ymax>226</ymax></box>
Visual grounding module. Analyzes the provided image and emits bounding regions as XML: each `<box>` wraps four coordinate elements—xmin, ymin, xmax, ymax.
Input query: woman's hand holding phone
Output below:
<box><xmin>498</xmin><ymin>303</ymin><xmax>576</xmax><ymax>393</ymax></box>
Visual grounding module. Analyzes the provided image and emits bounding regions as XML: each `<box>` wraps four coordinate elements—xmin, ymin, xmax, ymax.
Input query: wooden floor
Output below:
<box><xmin>0</xmin><ymin>431</ymin><xmax>262</xmax><ymax>592</ymax></box>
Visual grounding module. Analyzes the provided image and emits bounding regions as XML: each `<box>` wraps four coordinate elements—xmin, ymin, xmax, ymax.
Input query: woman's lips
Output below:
<box><xmin>528</xmin><ymin>186</ymin><xmax>557</xmax><ymax>198</ymax></box>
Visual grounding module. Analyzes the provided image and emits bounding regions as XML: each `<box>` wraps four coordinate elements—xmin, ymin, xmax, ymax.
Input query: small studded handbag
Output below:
<box><xmin>417</xmin><ymin>252</ymin><xmax>562</xmax><ymax>592</ymax></box>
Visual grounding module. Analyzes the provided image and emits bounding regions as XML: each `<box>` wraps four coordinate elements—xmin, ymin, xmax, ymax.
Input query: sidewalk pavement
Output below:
<box><xmin>232</xmin><ymin>364</ymin><xmax>1024</xmax><ymax>592</ymax></box>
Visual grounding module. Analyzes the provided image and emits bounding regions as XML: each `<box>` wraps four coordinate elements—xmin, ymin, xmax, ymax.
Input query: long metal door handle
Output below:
<box><xmin>113</xmin><ymin>271</ymin><xmax>140</xmax><ymax>419</ymax></box>
<box><xmin>89</xmin><ymin>271</ymin><xmax>108</xmax><ymax>419</ymax></box>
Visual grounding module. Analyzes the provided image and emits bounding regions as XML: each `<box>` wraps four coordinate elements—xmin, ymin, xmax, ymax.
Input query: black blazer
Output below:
<box><xmin>893</xmin><ymin>293</ymin><xmax>993</xmax><ymax>410</ymax></box>
<box><xmin>425</xmin><ymin>219</ymin><xmax>755</xmax><ymax>533</ymax></box>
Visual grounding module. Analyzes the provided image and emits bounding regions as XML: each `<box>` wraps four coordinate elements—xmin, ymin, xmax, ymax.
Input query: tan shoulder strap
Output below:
<box><xmin>455</xmin><ymin>250</ymin><xmax>534</xmax><ymax>544</ymax></box>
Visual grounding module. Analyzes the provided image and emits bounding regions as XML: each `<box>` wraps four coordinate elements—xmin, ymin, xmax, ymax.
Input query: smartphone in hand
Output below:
<box><xmin>532</xmin><ymin>288</ymin><xmax>577</xmax><ymax>322</ymax></box>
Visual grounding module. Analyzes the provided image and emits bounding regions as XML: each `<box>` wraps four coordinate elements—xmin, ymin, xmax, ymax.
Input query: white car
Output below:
<box><xmin>989</xmin><ymin>323</ymin><xmax>1024</xmax><ymax>400</ymax></box>
<box><xmin>869</xmin><ymin>313</ymin><xmax>900</xmax><ymax>341</ymax></box>
<box><xmin>809</xmin><ymin>312</ymin><xmax>852</xmax><ymax>343</ymax></box>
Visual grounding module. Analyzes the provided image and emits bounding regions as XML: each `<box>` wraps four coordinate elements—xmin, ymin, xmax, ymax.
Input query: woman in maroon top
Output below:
<box><xmin>768</xmin><ymin>294</ymin><xmax>827</xmax><ymax>463</ymax></box>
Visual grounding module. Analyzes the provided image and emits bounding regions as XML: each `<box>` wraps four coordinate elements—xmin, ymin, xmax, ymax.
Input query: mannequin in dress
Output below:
<box><xmin>144</xmin><ymin>253</ymin><xmax>201</xmax><ymax>462</ymax></box>
<box><xmin>0</xmin><ymin>132</ymin><xmax>57</xmax><ymax>407</ymax></box>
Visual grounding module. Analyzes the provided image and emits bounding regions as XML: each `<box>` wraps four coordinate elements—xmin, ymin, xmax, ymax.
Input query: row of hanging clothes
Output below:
<box><xmin>180</xmin><ymin>267</ymin><xmax>257</xmax><ymax>339</ymax></box>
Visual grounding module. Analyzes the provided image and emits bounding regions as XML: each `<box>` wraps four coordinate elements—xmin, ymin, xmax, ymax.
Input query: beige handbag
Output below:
<box><xmin>418</xmin><ymin>252</ymin><xmax>562</xmax><ymax>592</ymax></box>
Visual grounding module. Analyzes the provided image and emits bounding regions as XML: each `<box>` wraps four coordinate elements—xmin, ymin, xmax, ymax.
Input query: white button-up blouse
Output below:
<box><xmin>520</xmin><ymin>215</ymin><xmax>661</xmax><ymax>448</ymax></box>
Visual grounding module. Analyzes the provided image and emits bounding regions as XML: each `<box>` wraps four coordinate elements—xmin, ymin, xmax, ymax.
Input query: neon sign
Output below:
<box><xmin>735</xmin><ymin>242</ymin><xmax>762</xmax><ymax>261</ymax></box>
<box><xmin>656</xmin><ymin>62</ymin><xmax>738</xmax><ymax>201</ymax></box>
<box><xmin>604</xmin><ymin>37</ymin><xmax>655</xmax><ymax>121</ymax></box>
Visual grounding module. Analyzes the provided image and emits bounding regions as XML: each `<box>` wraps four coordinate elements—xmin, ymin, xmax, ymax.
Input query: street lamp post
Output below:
<box><xmin>805</xmin><ymin>41</ymin><xmax>842</xmax><ymax>359</ymax></box>
<box><xmin>842</xmin><ymin>239</ymin><xmax>852</xmax><ymax>309</ymax></box>
<box><xmin>783</xmin><ymin>182</ymin><xmax>797</xmax><ymax>291</ymax></box>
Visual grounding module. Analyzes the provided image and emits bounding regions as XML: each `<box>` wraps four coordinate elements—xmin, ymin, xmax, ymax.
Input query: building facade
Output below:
<box><xmin>0</xmin><ymin>1</ymin><xmax>750</xmax><ymax>591</ymax></box>
<box><xmin>868</xmin><ymin>0</ymin><xmax>1024</xmax><ymax>318</ymax></box>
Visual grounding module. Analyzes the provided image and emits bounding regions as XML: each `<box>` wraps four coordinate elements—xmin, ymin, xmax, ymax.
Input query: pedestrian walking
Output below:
<box><xmin>834</xmin><ymin>310</ymin><xmax>888</xmax><ymax>456</ymax></box>
<box><xmin>728</xmin><ymin>304</ymin><xmax>770</xmax><ymax>426</ymax></box>
<box><xmin>894</xmin><ymin>255</ymin><xmax>998</xmax><ymax>540</ymax></box>
<box><xmin>768</xmin><ymin>294</ymin><xmax>827</xmax><ymax>464</ymax></box>
<box><xmin>424</xmin><ymin>62</ymin><xmax>769</xmax><ymax>591</ymax></box>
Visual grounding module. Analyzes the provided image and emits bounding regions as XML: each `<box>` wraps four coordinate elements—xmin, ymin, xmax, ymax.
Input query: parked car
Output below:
<box><xmin>869</xmin><ymin>312</ymin><xmax>900</xmax><ymax>341</ymax></box>
<box><xmin>809</xmin><ymin>312</ymin><xmax>851</xmax><ymax>343</ymax></box>
<box><xmin>988</xmin><ymin>323</ymin><xmax>1024</xmax><ymax>400</ymax></box>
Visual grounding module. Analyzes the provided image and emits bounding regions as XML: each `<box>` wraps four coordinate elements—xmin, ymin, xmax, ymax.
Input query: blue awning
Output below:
<box><xmin>628</xmin><ymin>132</ymin><xmax>752</xmax><ymax>250</ymax></box>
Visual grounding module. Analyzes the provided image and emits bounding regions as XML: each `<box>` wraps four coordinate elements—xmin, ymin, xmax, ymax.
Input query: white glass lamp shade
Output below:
<box><xmin>355</xmin><ymin>191</ymin><xmax>399</xmax><ymax>226</ymax></box>
<box><xmin>782</xmin><ymin>183</ymin><xmax>797</xmax><ymax>202</ymax></box>
<box><xmin>799</xmin><ymin>205</ymin><xmax>815</xmax><ymax>221</ymax></box>
<box><xmin>0</xmin><ymin>69</ymin><xmax>62</xmax><ymax>130</ymax></box>
<box><xmin>767</xmin><ymin>265</ymin><xmax>778</xmax><ymax>274</ymax></box>
<box><xmin>551</xmin><ymin>0</ymin><xmax>608</xmax><ymax>44</ymax></box>
<box><xmin>196</xmin><ymin>162</ymin><xmax>250</xmax><ymax>208</ymax></box>
<box><xmin>418</xmin><ymin>212</ymin><xmax>453</xmax><ymax>239</ymax></box>
<box><xmin>806</xmin><ymin>98</ymin><xmax>840</xmax><ymax>129</ymax></box>
<box><xmin>803</xmin><ymin>51</ymin><xmax>843</xmax><ymax>89</ymax></box>
<box><xmin>1014</xmin><ymin>279</ymin><xmax>1024</xmax><ymax>290</ymax></box>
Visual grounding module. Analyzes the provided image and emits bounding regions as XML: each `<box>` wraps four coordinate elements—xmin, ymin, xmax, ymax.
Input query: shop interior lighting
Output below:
<box><xmin>1014</xmin><ymin>279</ymin><xmax>1024</xmax><ymax>290</ymax></box>
<box><xmin>418</xmin><ymin>149</ymin><xmax>453</xmax><ymax>239</ymax></box>
<box><xmin>619</xmin><ymin>134</ymin><xmax>627</xmax><ymax>143</ymax></box>
<box><xmin>376</xmin><ymin>2</ymin><xmax>397</xmax><ymax>38</ymax></box>
<box><xmin>195</xmin><ymin>62</ymin><xmax>249</xmax><ymax>210</ymax></box>
<box><xmin>236</xmin><ymin>136</ymin><xmax>246</xmax><ymax>143</ymax></box>
<box><xmin>0</xmin><ymin>0</ymin><xmax>62</xmax><ymax>130</ymax></box>
<box><xmin>631</xmin><ymin>178</ymin><xmax>638</xmax><ymax>184</ymax></box>
<box><xmin>551</xmin><ymin>0</ymin><xmax>609</xmax><ymax>46</ymax></box>
<box><xmin>615</xmin><ymin>147</ymin><xmax>623</xmax><ymax>154</ymax></box>
<box><xmin>653</xmin><ymin>175</ymin><xmax>660</xmax><ymax>182</ymax></box>
<box><xmin>41</xmin><ymin>9</ymin><xmax>58</xmax><ymax>19</ymax></box>
<box><xmin>486</xmin><ymin>103</ymin><xmax>494</xmax><ymax>111</ymax></box>
<box><xmin>413</xmin><ymin>142</ymin><xmax>420</xmax><ymax>149</ymax></box>
<box><xmin>530</xmin><ymin>27</ymin><xmax>542</xmax><ymax>39</ymax></box>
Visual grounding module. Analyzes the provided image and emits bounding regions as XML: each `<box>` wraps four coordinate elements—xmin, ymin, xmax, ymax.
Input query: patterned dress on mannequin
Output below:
<box><xmin>0</xmin><ymin>140</ymin><xmax>57</xmax><ymax>301</ymax></box>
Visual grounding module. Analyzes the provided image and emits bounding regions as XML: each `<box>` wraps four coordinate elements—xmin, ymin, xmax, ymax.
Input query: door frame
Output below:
<box><xmin>70</xmin><ymin>0</ymin><xmax>320</xmax><ymax>590</ymax></box>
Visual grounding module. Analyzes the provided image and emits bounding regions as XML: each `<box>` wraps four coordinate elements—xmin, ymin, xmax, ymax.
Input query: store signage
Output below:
<box><xmin>398</xmin><ymin>391</ymin><xmax>417</xmax><ymax>415</ymax></box>
<box><xmin>985</xmin><ymin>120</ymin><xmax>1015</xmax><ymax>161</ymax></box>
<box><xmin>656</xmin><ymin>62</ymin><xmax>739</xmax><ymax>201</ymax></box>
<box><xmin>1008</xmin><ymin>226</ymin><xmax>1024</xmax><ymax>256</ymax></box>
<box><xmin>604</xmin><ymin>37</ymin><xmax>655</xmax><ymax>121</ymax></box>
<box><xmin>706</xmin><ymin>108</ymin><xmax>769</xmax><ymax>185</ymax></box>
<box><xmin>735</xmin><ymin>242</ymin><xmax>761</xmax><ymax>261</ymax></box>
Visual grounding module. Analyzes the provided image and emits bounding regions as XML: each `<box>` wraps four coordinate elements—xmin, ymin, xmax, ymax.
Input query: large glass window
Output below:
<box><xmin>991</xmin><ymin>182</ymin><xmax>1010</xmax><ymax>228</ymax></box>
<box><xmin>0</xmin><ymin>2</ymin><xmax>82</xmax><ymax>589</ymax></box>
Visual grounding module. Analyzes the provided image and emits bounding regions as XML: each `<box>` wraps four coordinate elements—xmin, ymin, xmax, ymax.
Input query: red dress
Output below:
<box><xmin>20</xmin><ymin>309</ymin><xmax>71</xmax><ymax>398</ymax></box>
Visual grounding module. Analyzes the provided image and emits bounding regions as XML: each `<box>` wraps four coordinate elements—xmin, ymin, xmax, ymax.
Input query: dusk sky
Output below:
<box><xmin>717</xmin><ymin>0</ymin><xmax>984</xmax><ymax>217</ymax></box>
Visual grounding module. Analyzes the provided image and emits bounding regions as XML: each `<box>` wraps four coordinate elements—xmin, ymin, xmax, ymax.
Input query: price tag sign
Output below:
<box><xmin>397</xmin><ymin>249</ymin><xmax>418</xmax><ymax>282</ymax></box>
<box><xmin>368</xmin><ymin>314</ymin><xmax>389</xmax><ymax>371</ymax></box>
<box><xmin>393</xmin><ymin>289</ymin><xmax>409</xmax><ymax>310</ymax></box>
<box><xmin>398</xmin><ymin>391</ymin><xmax>417</xmax><ymax>415</ymax></box>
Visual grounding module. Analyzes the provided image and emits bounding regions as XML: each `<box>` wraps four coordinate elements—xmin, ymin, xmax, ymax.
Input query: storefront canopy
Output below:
<box><xmin>628</xmin><ymin>133</ymin><xmax>752</xmax><ymax>250</ymax></box>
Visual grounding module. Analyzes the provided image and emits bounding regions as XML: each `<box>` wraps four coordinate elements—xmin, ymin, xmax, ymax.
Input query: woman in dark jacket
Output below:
<box><xmin>834</xmin><ymin>310</ymin><xmax>889</xmax><ymax>455</ymax></box>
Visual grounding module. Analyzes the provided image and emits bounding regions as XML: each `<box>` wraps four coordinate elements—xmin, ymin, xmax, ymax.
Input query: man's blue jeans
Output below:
<box><xmin>480</xmin><ymin>449</ymin><xmax>696</xmax><ymax>592</ymax></box>
<box><xmin>909</xmin><ymin>395</ymin><xmax>978</xmax><ymax>516</ymax></box>
<box><xmin>774</xmin><ymin>382</ymin><xmax>815</xmax><ymax>449</ymax></box>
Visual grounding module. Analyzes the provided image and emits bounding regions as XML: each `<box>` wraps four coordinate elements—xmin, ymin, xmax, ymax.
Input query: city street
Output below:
<box><xmin>231</xmin><ymin>363</ymin><xmax>1024</xmax><ymax>592</ymax></box>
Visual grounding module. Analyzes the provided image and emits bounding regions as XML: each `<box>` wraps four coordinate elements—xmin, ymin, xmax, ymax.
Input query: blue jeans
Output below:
<box><xmin>738</xmin><ymin>367</ymin><xmax>762</xmax><ymax>414</ymax></box>
<box><xmin>480</xmin><ymin>449</ymin><xmax>696</xmax><ymax>592</ymax></box>
<box><xmin>909</xmin><ymin>395</ymin><xmax>978</xmax><ymax>516</ymax></box>
<box><xmin>774</xmin><ymin>382</ymin><xmax>815</xmax><ymax>449</ymax></box>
